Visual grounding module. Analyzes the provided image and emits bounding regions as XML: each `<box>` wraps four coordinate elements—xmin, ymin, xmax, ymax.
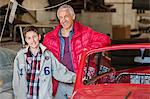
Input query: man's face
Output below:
<box><xmin>25</xmin><ymin>31</ymin><xmax>41</xmax><ymax>49</ymax></box>
<box><xmin>58</xmin><ymin>10</ymin><xmax>74</xmax><ymax>30</ymax></box>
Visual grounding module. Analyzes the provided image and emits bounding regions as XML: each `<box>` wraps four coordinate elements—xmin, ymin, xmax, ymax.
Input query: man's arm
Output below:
<box><xmin>89</xmin><ymin>28</ymin><xmax>111</xmax><ymax>49</ymax></box>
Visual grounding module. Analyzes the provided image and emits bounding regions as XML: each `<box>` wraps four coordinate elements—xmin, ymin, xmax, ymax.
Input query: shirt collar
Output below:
<box><xmin>24</xmin><ymin>43</ymin><xmax>47</xmax><ymax>54</ymax></box>
<box><xmin>26</xmin><ymin>46</ymin><xmax>42</xmax><ymax>57</ymax></box>
<box><xmin>59</xmin><ymin>26</ymin><xmax>74</xmax><ymax>38</ymax></box>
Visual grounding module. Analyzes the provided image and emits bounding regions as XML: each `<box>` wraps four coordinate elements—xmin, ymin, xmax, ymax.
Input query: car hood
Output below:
<box><xmin>72</xmin><ymin>85</ymin><xmax>150</xmax><ymax>99</ymax></box>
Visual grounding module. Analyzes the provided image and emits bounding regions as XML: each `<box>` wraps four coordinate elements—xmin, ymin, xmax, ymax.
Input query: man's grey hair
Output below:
<box><xmin>57</xmin><ymin>4</ymin><xmax>75</xmax><ymax>20</ymax></box>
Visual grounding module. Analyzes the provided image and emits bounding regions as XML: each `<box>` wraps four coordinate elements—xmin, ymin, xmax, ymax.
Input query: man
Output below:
<box><xmin>13</xmin><ymin>26</ymin><xmax>76</xmax><ymax>99</ymax></box>
<box><xmin>43</xmin><ymin>4</ymin><xmax>111</xmax><ymax>99</ymax></box>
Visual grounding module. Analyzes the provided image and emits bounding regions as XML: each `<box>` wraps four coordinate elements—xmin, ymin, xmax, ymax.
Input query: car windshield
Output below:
<box><xmin>83</xmin><ymin>48</ymin><xmax>150</xmax><ymax>85</ymax></box>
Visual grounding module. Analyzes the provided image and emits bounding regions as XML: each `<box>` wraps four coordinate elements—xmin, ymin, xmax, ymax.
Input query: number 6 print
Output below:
<box><xmin>44</xmin><ymin>67</ymin><xmax>50</xmax><ymax>75</ymax></box>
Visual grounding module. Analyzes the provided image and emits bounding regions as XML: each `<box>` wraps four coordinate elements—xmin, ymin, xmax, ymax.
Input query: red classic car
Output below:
<box><xmin>72</xmin><ymin>43</ymin><xmax>150</xmax><ymax>99</ymax></box>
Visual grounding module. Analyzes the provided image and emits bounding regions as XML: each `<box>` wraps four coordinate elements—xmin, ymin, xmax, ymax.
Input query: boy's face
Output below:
<box><xmin>25</xmin><ymin>31</ymin><xmax>41</xmax><ymax>50</ymax></box>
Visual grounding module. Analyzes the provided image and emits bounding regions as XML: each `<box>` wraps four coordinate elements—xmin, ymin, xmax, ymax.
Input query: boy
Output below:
<box><xmin>13</xmin><ymin>26</ymin><xmax>76</xmax><ymax>99</ymax></box>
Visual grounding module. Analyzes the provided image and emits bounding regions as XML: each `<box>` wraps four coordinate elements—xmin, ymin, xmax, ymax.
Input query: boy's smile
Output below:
<box><xmin>25</xmin><ymin>31</ymin><xmax>41</xmax><ymax>53</ymax></box>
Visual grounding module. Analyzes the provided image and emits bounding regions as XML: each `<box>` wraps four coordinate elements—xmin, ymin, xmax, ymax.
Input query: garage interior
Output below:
<box><xmin>0</xmin><ymin>0</ymin><xmax>150</xmax><ymax>50</ymax></box>
<box><xmin>0</xmin><ymin>0</ymin><xmax>150</xmax><ymax>99</ymax></box>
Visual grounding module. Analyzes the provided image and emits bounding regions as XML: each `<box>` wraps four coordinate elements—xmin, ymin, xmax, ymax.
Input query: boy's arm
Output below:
<box><xmin>13</xmin><ymin>56</ymin><xmax>20</xmax><ymax>98</ymax></box>
<box><xmin>50</xmin><ymin>52</ymin><xmax>76</xmax><ymax>83</ymax></box>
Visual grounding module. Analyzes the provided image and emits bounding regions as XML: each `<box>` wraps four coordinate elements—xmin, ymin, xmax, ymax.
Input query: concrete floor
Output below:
<box><xmin>0</xmin><ymin>90</ymin><xmax>14</xmax><ymax>99</ymax></box>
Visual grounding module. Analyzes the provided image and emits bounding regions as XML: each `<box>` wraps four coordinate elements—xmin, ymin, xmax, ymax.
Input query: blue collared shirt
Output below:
<box><xmin>59</xmin><ymin>27</ymin><xmax>74</xmax><ymax>72</ymax></box>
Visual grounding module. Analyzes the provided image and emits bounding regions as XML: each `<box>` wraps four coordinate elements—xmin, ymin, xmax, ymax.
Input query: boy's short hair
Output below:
<box><xmin>23</xmin><ymin>26</ymin><xmax>38</xmax><ymax>37</ymax></box>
